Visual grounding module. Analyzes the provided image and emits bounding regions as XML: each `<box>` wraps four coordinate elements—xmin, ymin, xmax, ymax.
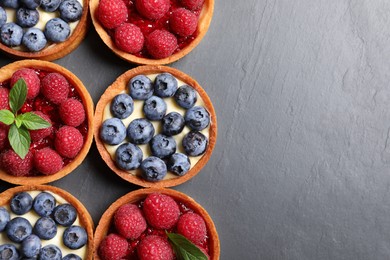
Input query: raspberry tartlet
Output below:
<box><xmin>0</xmin><ymin>185</ymin><xmax>94</xmax><ymax>259</ymax></box>
<box><xmin>94</xmin><ymin>66</ymin><xmax>217</xmax><ymax>187</ymax></box>
<box><xmin>89</xmin><ymin>0</ymin><xmax>214</xmax><ymax>64</ymax></box>
<box><xmin>93</xmin><ymin>188</ymin><xmax>220</xmax><ymax>259</ymax></box>
<box><xmin>0</xmin><ymin>60</ymin><xmax>94</xmax><ymax>185</ymax></box>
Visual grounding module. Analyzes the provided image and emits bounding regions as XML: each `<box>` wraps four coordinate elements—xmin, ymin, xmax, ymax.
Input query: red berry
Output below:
<box><xmin>177</xmin><ymin>212</ymin><xmax>207</xmax><ymax>245</ymax></box>
<box><xmin>114</xmin><ymin>23</ymin><xmax>144</xmax><ymax>54</ymax></box>
<box><xmin>198</xmin><ymin>245</ymin><xmax>210</xmax><ymax>259</ymax></box>
<box><xmin>59</xmin><ymin>98</ymin><xmax>86</xmax><ymax>127</ymax></box>
<box><xmin>170</xmin><ymin>8</ymin><xmax>198</xmax><ymax>37</ymax></box>
<box><xmin>41</xmin><ymin>73</ymin><xmax>69</xmax><ymax>104</ymax></box>
<box><xmin>0</xmin><ymin>88</ymin><xmax>9</xmax><ymax>110</ymax></box>
<box><xmin>34</xmin><ymin>147</ymin><xmax>63</xmax><ymax>175</ymax></box>
<box><xmin>54</xmin><ymin>126</ymin><xmax>83</xmax><ymax>158</ymax></box>
<box><xmin>137</xmin><ymin>235</ymin><xmax>174</xmax><ymax>260</ymax></box>
<box><xmin>180</xmin><ymin>0</ymin><xmax>204</xmax><ymax>11</ymax></box>
<box><xmin>136</xmin><ymin>0</ymin><xmax>170</xmax><ymax>20</ymax></box>
<box><xmin>143</xmin><ymin>193</ymin><xmax>180</xmax><ymax>229</ymax></box>
<box><xmin>0</xmin><ymin>124</ymin><xmax>9</xmax><ymax>150</ymax></box>
<box><xmin>0</xmin><ymin>150</ymin><xmax>33</xmax><ymax>177</ymax></box>
<box><xmin>10</xmin><ymin>68</ymin><xmax>40</xmax><ymax>100</ymax></box>
<box><xmin>146</xmin><ymin>30</ymin><xmax>178</xmax><ymax>59</ymax></box>
<box><xmin>29</xmin><ymin>111</ymin><xmax>53</xmax><ymax>142</ymax></box>
<box><xmin>99</xmin><ymin>233</ymin><xmax>128</xmax><ymax>260</ymax></box>
<box><xmin>98</xmin><ymin>0</ymin><xmax>128</xmax><ymax>29</ymax></box>
<box><xmin>114</xmin><ymin>203</ymin><xmax>147</xmax><ymax>240</ymax></box>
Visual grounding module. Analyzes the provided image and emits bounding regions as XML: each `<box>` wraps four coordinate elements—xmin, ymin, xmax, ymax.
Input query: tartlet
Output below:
<box><xmin>94</xmin><ymin>65</ymin><xmax>217</xmax><ymax>187</ymax></box>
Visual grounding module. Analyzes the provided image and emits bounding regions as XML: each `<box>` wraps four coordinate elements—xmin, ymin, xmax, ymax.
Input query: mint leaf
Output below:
<box><xmin>15</xmin><ymin>117</ymin><xmax>22</xmax><ymax>128</ymax></box>
<box><xmin>0</xmin><ymin>109</ymin><xmax>15</xmax><ymax>125</ymax></box>
<box><xmin>18</xmin><ymin>112</ymin><xmax>51</xmax><ymax>130</ymax></box>
<box><xmin>8</xmin><ymin>124</ymin><xmax>30</xmax><ymax>159</ymax></box>
<box><xmin>167</xmin><ymin>233</ymin><xmax>208</xmax><ymax>260</ymax></box>
<box><xmin>9</xmin><ymin>79</ymin><xmax>27</xmax><ymax>114</ymax></box>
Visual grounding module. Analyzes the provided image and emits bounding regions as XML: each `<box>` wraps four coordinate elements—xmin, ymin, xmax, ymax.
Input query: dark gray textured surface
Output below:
<box><xmin>1</xmin><ymin>0</ymin><xmax>390</xmax><ymax>259</ymax></box>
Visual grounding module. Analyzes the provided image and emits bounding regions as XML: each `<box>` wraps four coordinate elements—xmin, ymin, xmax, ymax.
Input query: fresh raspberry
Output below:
<box><xmin>54</xmin><ymin>126</ymin><xmax>83</xmax><ymax>158</ymax></box>
<box><xmin>180</xmin><ymin>0</ymin><xmax>204</xmax><ymax>11</ymax></box>
<box><xmin>145</xmin><ymin>30</ymin><xmax>178</xmax><ymax>59</ymax></box>
<box><xmin>34</xmin><ymin>147</ymin><xmax>63</xmax><ymax>175</ymax></box>
<box><xmin>0</xmin><ymin>87</ymin><xmax>9</xmax><ymax>110</ymax></box>
<box><xmin>114</xmin><ymin>23</ymin><xmax>144</xmax><ymax>54</ymax></box>
<box><xmin>143</xmin><ymin>193</ymin><xmax>180</xmax><ymax>229</ymax></box>
<box><xmin>41</xmin><ymin>73</ymin><xmax>69</xmax><ymax>104</ymax></box>
<box><xmin>0</xmin><ymin>124</ymin><xmax>9</xmax><ymax>150</ymax></box>
<box><xmin>97</xmin><ymin>0</ymin><xmax>128</xmax><ymax>29</ymax></box>
<box><xmin>0</xmin><ymin>149</ymin><xmax>33</xmax><ymax>177</ymax></box>
<box><xmin>114</xmin><ymin>203</ymin><xmax>147</xmax><ymax>240</ymax></box>
<box><xmin>170</xmin><ymin>8</ymin><xmax>198</xmax><ymax>37</ymax></box>
<box><xmin>99</xmin><ymin>233</ymin><xmax>128</xmax><ymax>260</ymax></box>
<box><xmin>198</xmin><ymin>246</ymin><xmax>210</xmax><ymax>259</ymax></box>
<box><xmin>59</xmin><ymin>98</ymin><xmax>86</xmax><ymax>127</ymax></box>
<box><xmin>137</xmin><ymin>235</ymin><xmax>174</xmax><ymax>260</ymax></box>
<box><xmin>10</xmin><ymin>68</ymin><xmax>40</xmax><ymax>100</ymax></box>
<box><xmin>176</xmin><ymin>212</ymin><xmax>207</xmax><ymax>245</ymax></box>
<box><xmin>136</xmin><ymin>0</ymin><xmax>170</xmax><ymax>20</ymax></box>
<box><xmin>29</xmin><ymin>111</ymin><xmax>53</xmax><ymax>142</ymax></box>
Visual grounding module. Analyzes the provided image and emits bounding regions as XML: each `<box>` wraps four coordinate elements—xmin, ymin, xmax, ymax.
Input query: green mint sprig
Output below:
<box><xmin>166</xmin><ymin>232</ymin><xmax>209</xmax><ymax>260</ymax></box>
<box><xmin>0</xmin><ymin>79</ymin><xmax>51</xmax><ymax>159</ymax></box>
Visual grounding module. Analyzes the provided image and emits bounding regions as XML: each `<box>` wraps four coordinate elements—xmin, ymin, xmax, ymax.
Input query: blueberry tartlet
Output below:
<box><xmin>94</xmin><ymin>66</ymin><xmax>217</xmax><ymax>187</ymax></box>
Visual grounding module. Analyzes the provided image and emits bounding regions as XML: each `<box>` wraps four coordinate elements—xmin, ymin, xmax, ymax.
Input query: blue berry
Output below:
<box><xmin>52</xmin><ymin>204</ymin><xmax>77</xmax><ymax>227</ymax></box>
<box><xmin>182</xmin><ymin>131</ymin><xmax>208</xmax><ymax>156</ymax></box>
<box><xmin>162</xmin><ymin>112</ymin><xmax>185</xmax><ymax>136</ymax></box>
<box><xmin>20</xmin><ymin>0</ymin><xmax>41</xmax><ymax>9</ymax></box>
<box><xmin>63</xmin><ymin>226</ymin><xmax>87</xmax><ymax>249</ymax></box>
<box><xmin>0</xmin><ymin>244</ymin><xmax>19</xmax><ymax>260</ymax></box>
<box><xmin>62</xmin><ymin>254</ymin><xmax>82</xmax><ymax>260</ymax></box>
<box><xmin>185</xmin><ymin>106</ymin><xmax>210</xmax><ymax>131</ymax></box>
<box><xmin>141</xmin><ymin>156</ymin><xmax>167</xmax><ymax>181</ymax></box>
<box><xmin>33</xmin><ymin>191</ymin><xmax>56</xmax><ymax>217</ymax></box>
<box><xmin>127</xmin><ymin>118</ymin><xmax>155</xmax><ymax>145</ymax></box>
<box><xmin>115</xmin><ymin>142</ymin><xmax>143</xmax><ymax>170</ymax></box>
<box><xmin>174</xmin><ymin>85</ymin><xmax>197</xmax><ymax>109</ymax></box>
<box><xmin>59</xmin><ymin>0</ymin><xmax>82</xmax><ymax>22</ymax></box>
<box><xmin>39</xmin><ymin>245</ymin><xmax>62</xmax><ymax>260</ymax></box>
<box><xmin>128</xmin><ymin>75</ymin><xmax>153</xmax><ymax>100</ymax></box>
<box><xmin>44</xmin><ymin>18</ymin><xmax>70</xmax><ymax>42</ymax></box>
<box><xmin>168</xmin><ymin>153</ymin><xmax>191</xmax><ymax>176</ymax></box>
<box><xmin>0</xmin><ymin>7</ymin><xmax>6</xmax><ymax>28</ymax></box>
<box><xmin>33</xmin><ymin>216</ymin><xmax>57</xmax><ymax>240</ymax></box>
<box><xmin>0</xmin><ymin>23</ymin><xmax>23</xmax><ymax>47</ymax></box>
<box><xmin>5</xmin><ymin>217</ymin><xmax>32</xmax><ymax>243</ymax></box>
<box><xmin>0</xmin><ymin>207</ymin><xmax>10</xmax><ymax>232</ymax></box>
<box><xmin>154</xmin><ymin>73</ymin><xmax>178</xmax><ymax>98</ymax></box>
<box><xmin>0</xmin><ymin>0</ymin><xmax>20</xmax><ymax>8</ymax></box>
<box><xmin>10</xmin><ymin>192</ymin><xmax>33</xmax><ymax>215</ymax></box>
<box><xmin>22</xmin><ymin>28</ymin><xmax>47</xmax><ymax>52</ymax></box>
<box><xmin>143</xmin><ymin>96</ymin><xmax>167</xmax><ymax>121</ymax></box>
<box><xmin>16</xmin><ymin>7</ymin><xmax>39</xmax><ymax>28</ymax></box>
<box><xmin>21</xmin><ymin>234</ymin><xmax>41</xmax><ymax>258</ymax></box>
<box><xmin>150</xmin><ymin>134</ymin><xmax>176</xmax><ymax>159</ymax></box>
<box><xmin>100</xmin><ymin>118</ymin><xmax>127</xmax><ymax>145</ymax></box>
<box><xmin>110</xmin><ymin>93</ymin><xmax>134</xmax><ymax>119</ymax></box>
<box><xmin>41</xmin><ymin>0</ymin><xmax>61</xmax><ymax>12</ymax></box>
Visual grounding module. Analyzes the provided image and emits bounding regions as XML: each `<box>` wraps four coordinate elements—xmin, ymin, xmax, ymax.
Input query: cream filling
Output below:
<box><xmin>103</xmin><ymin>74</ymin><xmax>210</xmax><ymax>180</ymax></box>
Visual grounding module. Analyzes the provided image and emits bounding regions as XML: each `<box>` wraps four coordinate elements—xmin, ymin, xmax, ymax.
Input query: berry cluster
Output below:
<box><xmin>98</xmin><ymin>192</ymin><xmax>209</xmax><ymax>260</ymax></box>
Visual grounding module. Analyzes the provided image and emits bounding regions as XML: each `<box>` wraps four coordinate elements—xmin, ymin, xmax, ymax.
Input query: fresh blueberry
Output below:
<box><xmin>182</xmin><ymin>131</ymin><xmax>208</xmax><ymax>156</ymax></box>
<box><xmin>0</xmin><ymin>23</ymin><xmax>23</xmax><ymax>47</ymax></box>
<box><xmin>16</xmin><ymin>8</ymin><xmax>39</xmax><ymax>28</ymax></box>
<box><xmin>127</xmin><ymin>118</ymin><xmax>155</xmax><ymax>145</ymax></box>
<box><xmin>143</xmin><ymin>96</ymin><xmax>167</xmax><ymax>121</ymax></box>
<box><xmin>22</xmin><ymin>28</ymin><xmax>47</xmax><ymax>52</ymax></box>
<box><xmin>162</xmin><ymin>112</ymin><xmax>185</xmax><ymax>136</ymax></box>
<box><xmin>33</xmin><ymin>216</ymin><xmax>57</xmax><ymax>240</ymax></box>
<box><xmin>10</xmin><ymin>191</ymin><xmax>33</xmax><ymax>215</ymax></box>
<box><xmin>63</xmin><ymin>226</ymin><xmax>87</xmax><ymax>249</ymax></box>
<box><xmin>110</xmin><ymin>93</ymin><xmax>134</xmax><ymax>119</ymax></box>
<box><xmin>150</xmin><ymin>134</ymin><xmax>176</xmax><ymax>159</ymax></box>
<box><xmin>20</xmin><ymin>0</ymin><xmax>41</xmax><ymax>9</ymax></box>
<box><xmin>0</xmin><ymin>244</ymin><xmax>19</xmax><ymax>260</ymax></box>
<box><xmin>154</xmin><ymin>73</ymin><xmax>178</xmax><ymax>98</ymax></box>
<box><xmin>21</xmin><ymin>234</ymin><xmax>41</xmax><ymax>258</ymax></box>
<box><xmin>44</xmin><ymin>18</ymin><xmax>70</xmax><ymax>42</ymax></box>
<box><xmin>62</xmin><ymin>254</ymin><xmax>82</xmax><ymax>260</ymax></box>
<box><xmin>41</xmin><ymin>0</ymin><xmax>61</xmax><ymax>12</ymax></box>
<box><xmin>185</xmin><ymin>106</ymin><xmax>210</xmax><ymax>131</ymax></box>
<box><xmin>100</xmin><ymin>118</ymin><xmax>126</xmax><ymax>145</ymax></box>
<box><xmin>115</xmin><ymin>142</ymin><xmax>143</xmax><ymax>170</ymax></box>
<box><xmin>141</xmin><ymin>156</ymin><xmax>167</xmax><ymax>181</ymax></box>
<box><xmin>52</xmin><ymin>204</ymin><xmax>77</xmax><ymax>227</ymax></box>
<box><xmin>0</xmin><ymin>0</ymin><xmax>20</xmax><ymax>8</ymax></box>
<box><xmin>0</xmin><ymin>7</ymin><xmax>6</xmax><ymax>28</ymax></box>
<box><xmin>5</xmin><ymin>217</ymin><xmax>32</xmax><ymax>243</ymax></box>
<box><xmin>59</xmin><ymin>0</ymin><xmax>82</xmax><ymax>22</ymax></box>
<box><xmin>0</xmin><ymin>207</ymin><xmax>10</xmax><ymax>232</ymax></box>
<box><xmin>33</xmin><ymin>191</ymin><xmax>56</xmax><ymax>217</ymax></box>
<box><xmin>128</xmin><ymin>75</ymin><xmax>153</xmax><ymax>100</ymax></box>
<box><xmin>39</xmin><ymin>245</ymin><xmax>62</xmax><ymax>260</ymax></box>
<box><xmin>167</xmin><ymin>153</ymin><xmax>191</xmax><ymax>176</ymax></box>
<box><xmin>174</xmin><ymin>85</ymin><xmax>198</xmax><ymax>109</ymax></box>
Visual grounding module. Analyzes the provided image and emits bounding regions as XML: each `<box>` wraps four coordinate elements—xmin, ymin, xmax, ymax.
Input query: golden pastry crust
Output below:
<box><xmin>93</xmin><ymin>188</ymin><xmax>220</xmax><ymax>260</ymax></box>
<box><xmin>0</xmin><ymin>60</ymin><xmax>94</xmax><ymax>185</ymax></box>
<box><xmin>94</xmin><ymin>65</ymin><xmax>217</xmax><ymax>187</ymax></box>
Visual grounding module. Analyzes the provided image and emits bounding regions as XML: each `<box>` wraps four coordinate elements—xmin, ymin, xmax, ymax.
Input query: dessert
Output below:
<box><xmin>89</xmin><ymin>0</ymin><xmax>214</xmax><ymax>64</ymax></box>
<box><xmin>0</xmin><ymin>185</ymin><xmax>94</xmax><ymax>259</ymax></box>
<box><xmin>93</xmin><ymin>188</ymin><xmax>220</xmax><ymax>259</ymax></box>
<box><xmin>94</xmin><ymin>65</ymin><xmax>217</xmax><ymax>187</ymax></box>
<box><xmin>0</xmin><ymin>60</ymin><xmax>94</xmax><ymax>185</ymax></box>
